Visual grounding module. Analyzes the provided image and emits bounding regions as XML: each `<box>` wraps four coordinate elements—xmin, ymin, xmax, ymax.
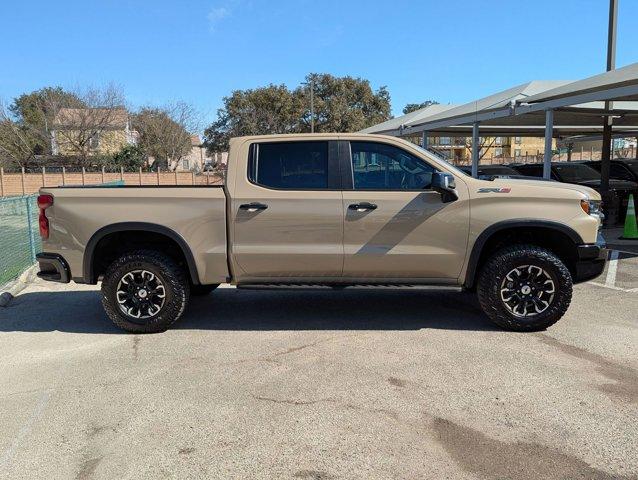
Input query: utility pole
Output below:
<box><xmin>310</xmin><ymin>77</ymin><xmax>315</xmax><ymax>133</ymax></box>
<box><xmin>600</xmin><ymin>0</ymin><xmax>618</xmax><ymax>193</ymax></box>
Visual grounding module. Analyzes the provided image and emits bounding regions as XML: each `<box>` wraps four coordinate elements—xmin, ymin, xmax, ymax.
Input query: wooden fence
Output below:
<box><xmin>0</xmin><ymin>167</ymin><xmax>223</xmax><ymax>197</ymax></box>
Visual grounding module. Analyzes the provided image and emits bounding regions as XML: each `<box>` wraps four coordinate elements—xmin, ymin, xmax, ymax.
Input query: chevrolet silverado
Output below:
<box><xmin>35</xmin><ymin>134</ymin><xmax>607</xmax><ymax>333</ymax></box>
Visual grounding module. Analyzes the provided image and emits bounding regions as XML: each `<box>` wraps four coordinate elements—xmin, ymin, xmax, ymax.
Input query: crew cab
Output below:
<box><xmin>36</xmin><ymin>134</ymin><xmax>607</xmax><ymax>333</ymax></box>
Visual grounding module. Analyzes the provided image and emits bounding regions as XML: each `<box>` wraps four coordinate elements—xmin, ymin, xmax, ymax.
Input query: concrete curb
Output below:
<box><xmin>0</xmin><ymin>265</ymin><xmax>38</xmax><ymax>307</ymax></box>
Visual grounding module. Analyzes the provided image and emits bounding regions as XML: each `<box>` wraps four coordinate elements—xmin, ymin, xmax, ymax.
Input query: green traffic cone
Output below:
<box><xmin>620</xmin><ymin>194</ymin><xmax>638</xmax><ymax>240</ymax></box>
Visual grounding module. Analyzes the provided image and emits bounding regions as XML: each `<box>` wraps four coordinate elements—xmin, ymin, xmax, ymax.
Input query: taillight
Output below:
<box><xmin>37</xmin><ymin>194</ymin><xmax>53</xmax><ymax>239</ymax></box>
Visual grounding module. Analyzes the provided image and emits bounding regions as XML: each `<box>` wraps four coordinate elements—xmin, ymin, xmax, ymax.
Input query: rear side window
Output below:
<box><xmin>249</xmin><ymin>141</ymin><xmax>328</xmax><ymax>189</ymax></box>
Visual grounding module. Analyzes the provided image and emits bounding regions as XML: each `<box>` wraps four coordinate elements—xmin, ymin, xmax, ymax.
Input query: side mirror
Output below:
<box><xmin>431</xmin><ymin>172</ymin><xmax>458</xmax><ymax>203</ymax></box>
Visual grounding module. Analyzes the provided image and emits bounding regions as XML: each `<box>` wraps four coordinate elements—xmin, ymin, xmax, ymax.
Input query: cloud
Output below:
<box><xmin>208</xmin><ymin>6</ymin><xmax>231</xmax><ymax>31</ymax></box>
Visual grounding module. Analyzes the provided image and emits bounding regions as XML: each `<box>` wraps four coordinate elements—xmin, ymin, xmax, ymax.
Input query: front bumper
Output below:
<box><xmin>573</xmin><ymin>238</ymin><xmax>608</xmax><ymax>284</ymax></box>
<box><xmin>36</xmin><ymin>253</ymin><xmax>71</xmax><ymax>283</ymax></box>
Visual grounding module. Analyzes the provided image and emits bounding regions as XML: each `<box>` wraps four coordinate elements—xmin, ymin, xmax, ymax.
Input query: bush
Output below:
<box><xmin>111</xmin><ymin>145</ymin><xmax>147</xmax><ymax>170</ymax></box>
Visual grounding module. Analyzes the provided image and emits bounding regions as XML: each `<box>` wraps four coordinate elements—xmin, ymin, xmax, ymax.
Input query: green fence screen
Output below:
<box><xmin>0</xmin><ymin>181</ymin><xmax>124</xmax><ymax>287</ymax></box>
<box><xmin>0</xmin><ymin>194</ymin><xmax>41</xmax><ymax>286</ymax></box>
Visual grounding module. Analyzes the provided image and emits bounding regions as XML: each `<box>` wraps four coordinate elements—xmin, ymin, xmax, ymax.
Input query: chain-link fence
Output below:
<box><xmin>0</xmin><ymin>194</ymin><xmax>41</xmax><ymax>286</ymax></box>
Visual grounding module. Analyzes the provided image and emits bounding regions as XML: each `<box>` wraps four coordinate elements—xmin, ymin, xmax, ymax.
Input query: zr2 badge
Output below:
<box><xmin>477</xmin><ymin>187</ymin><xmax>511</xmax><ymax>193</ymax></box>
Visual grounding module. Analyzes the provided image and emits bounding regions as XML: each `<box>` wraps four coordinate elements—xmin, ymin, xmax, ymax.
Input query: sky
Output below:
<box><xmin>1</xmin><ymin>0</ymin><xmax>637</xmax><ymax>130</ymax></box>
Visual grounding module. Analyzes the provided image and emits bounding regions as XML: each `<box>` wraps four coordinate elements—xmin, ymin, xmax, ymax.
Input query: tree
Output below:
<box><xmin>204</xmin><ymin>84</ymin><xmax>302</xmax><ymax>153</ymax></box>
<box><xmin>0</xmin><ymin>86</ymin><xmax>84</xmax><ymax>168</ymax></box>
<box><xmin>10</xmin><ymin>87</ymin><xmax>84</xmax><ymax>141</ymax></box>
<box><xmin>295</xmin><ymin>73</ymin><xmax>391</xmax><ymax>133</ymax></box>
<box><xmin>402</xmin><ymin>100</ymin><xmax>439</xmax><ymax>115</ymax></box>
<box><xmin>50</xmin><ymin>84</ymin><xmax>126</xmax><ymax>165</ymax></box>
<box><xmin>110</xmin><ymin>144</ymin><xmax>147</xmax><ymax>170</ymax></box>
<box><xmin>0</xmin><ymin>103</ymin><xmax>42</xmax><ymax>169</ymax></box>
<box><xmin>204</xmin><ymin>74</ymin><xmax>392</xmax><ymax>153</ymax></box>
<box><xmin>133</xmin><ymin>102</ymin><xmax>195</xmax><ymax>170</ymax></box>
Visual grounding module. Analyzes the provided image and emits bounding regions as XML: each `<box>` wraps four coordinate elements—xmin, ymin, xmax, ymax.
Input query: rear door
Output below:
<box><xmin>341</xmin><ymin>140</ymin><xmax>469</xmax><ymax>282</ymax></box>
<box><xmin>230</xmin><ymin>139</ymin><xmax>344</xmax><ymax>281</ymax></box>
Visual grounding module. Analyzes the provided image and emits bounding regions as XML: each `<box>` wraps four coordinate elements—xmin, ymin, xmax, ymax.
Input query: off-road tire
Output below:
<box><xmin>101</xmin><ymin>250</ymin><xmax>190</xmax><ymax>333</ymax></box>
<box><xmin>477</xmin><ymin>245</ymin><xmax>572</xmax><ymax>332</ymax></box>
<box><xmin>190</xmin><ymin>284</ymin><xmax>220</xmax><ymax>296</ymax></box>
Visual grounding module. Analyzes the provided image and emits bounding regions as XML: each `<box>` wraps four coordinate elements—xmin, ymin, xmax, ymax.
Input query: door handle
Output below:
<box><xmin>239</xmin><ymin>202</ymin><xmax>268</xmax><ymax>211</ymax></box>
<box><xmin>348</xmin><ymin>202</ymin><xmax>377</xmax><ymax>211</ymax></box>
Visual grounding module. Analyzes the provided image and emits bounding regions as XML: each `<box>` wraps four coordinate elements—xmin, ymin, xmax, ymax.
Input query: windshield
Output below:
<box><xmin>623</xmin><ymin>161</ymin><xmax>638</xmax><ymax>176</ymax></box>
<box><xmin>553</xmin><ymin>164</ymin><xmax>600</xmax><ymax>182</ymax></box>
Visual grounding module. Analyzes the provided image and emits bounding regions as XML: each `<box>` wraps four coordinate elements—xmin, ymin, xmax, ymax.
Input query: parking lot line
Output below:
<box><xmin>605</xmin><ymin>250</ymin><xmax>619</xmax><ymax>288</ymax></box>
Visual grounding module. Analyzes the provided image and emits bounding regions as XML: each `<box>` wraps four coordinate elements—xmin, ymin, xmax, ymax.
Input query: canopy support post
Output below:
<box><xmin>543</xmin><ymin>109</ymin><xmax>554</xmax><ymax>180</ymax></box>
<box><xmin>421</xmin><ymin>131</ymin><xmax>428</xmax><ymax>149</ymax></box>
<box><xmin>601</xmin><ymin>0</ymin><xmax>617</xmax><ymax>193</ymax></box>
<box><xmin>471</xmin><ymin>122</ymin><xmax>480</xmax><ymax>178</ymax></box>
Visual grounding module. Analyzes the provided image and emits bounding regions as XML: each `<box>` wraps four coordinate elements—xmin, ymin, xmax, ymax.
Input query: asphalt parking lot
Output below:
<box><xmin>1</xmin><ymin>254</ymin><xmax>637</xmax><ymax>479</ymax></box>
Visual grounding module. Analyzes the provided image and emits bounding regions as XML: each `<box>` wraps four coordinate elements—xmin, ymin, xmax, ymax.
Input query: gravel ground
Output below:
<box><xmin>0</xmin><ymin>273</ymin><xmax>637</xmax><ymax>479</ymax></box>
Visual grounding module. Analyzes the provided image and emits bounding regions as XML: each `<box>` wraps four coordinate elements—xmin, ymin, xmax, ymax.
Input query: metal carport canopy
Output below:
<box><xmin>406</xmin><ymin>101</ymin><xmax>638</xmax><ymax>137</ymax></box>
<box><xmin>395</xmin><ymin>80</ymin><xmax>571</xmax><ymax>137</ymax></box>
<box><xmin>512</xmin><ymin>62</ymin><xmax>638</xmax><ymax>181</ymax></box>
<box><xmin>386</xmin><ymin>81</ymin><xmax>575</xmax><ymax>178</ymax></box>
<box><xmin>359</xmin><ymin>103</ymin><xmax>458</xmax><ymax>136</ymax></box>
<box><xmin>516</xmin><ymin>62</ymin><xmax>638</xmax><ymax>111</ymax></box>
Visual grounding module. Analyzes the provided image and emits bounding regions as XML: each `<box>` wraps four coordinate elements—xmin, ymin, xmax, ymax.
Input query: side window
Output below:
<box><xmin>249</xmin><ymin>141</ymin><xmax>329</xmax><ymax>189</ymax></box>
<box><xmin>519</xmin><ymin>164</ymin><xmax>543</xmax><ymax>177</ymax></box>
<box><xmin>350</xmin><ymin>141</ymin><xmax>436</xmax><ymax>190</ymax></box>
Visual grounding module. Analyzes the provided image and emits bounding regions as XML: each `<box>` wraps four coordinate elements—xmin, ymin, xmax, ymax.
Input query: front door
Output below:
<box><xmin>231</xmin><ymin>140</ymin><xmax>344</xmax><ymax>281</ymax></box>
<box><xmin>341</xmin><ymin>140</ymin><xmax>469</xmax><ymax>282</ymax></box>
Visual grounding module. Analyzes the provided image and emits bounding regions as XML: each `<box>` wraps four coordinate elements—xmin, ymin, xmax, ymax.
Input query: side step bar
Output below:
<box><xmin>236</xmin><ymin>284</ymin><xmax>463</xmax><ymax>292</ymax></box>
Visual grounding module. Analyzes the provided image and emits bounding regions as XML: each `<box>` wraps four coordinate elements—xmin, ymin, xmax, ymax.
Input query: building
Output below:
<box><xmin>175</xmin><ymin>135</ymin><xmax>212</xmax><ymax>172</ymax></box>
<box><xmin>417</xmin><ymin>135</ymin><xmax>554</xmax><ymax>164</ymax></box>
<box><xmin>51</xmin><ymin>107</ymin><xmax>136</xmax><ymax>156</ymax></box>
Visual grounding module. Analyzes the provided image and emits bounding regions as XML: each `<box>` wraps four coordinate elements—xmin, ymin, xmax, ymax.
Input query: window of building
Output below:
<box><xmin>515</xmin><ymin>136</ymin><xmax>522</xmax><ymax>144</ymax></box>
<box><xmin>350</xmin><ymin>141</ymin><xmax>435</xmax><ymax>190</ymax></box>
<box><xmin>182</xmin><ymin>159</ymin><xmax>190</xmax><ymax>170</ymax></box>
<box><xmin>495</xmin><ymin>137</ymin><xmax>502</xmax><ymax>145</ymax></box>
<box><xmin>494</xmin><ymin>147</ymin><xmax>503</xmax><ymax>157</ymax></box>
<box><xmin>514</xmin><ymin>149</ymin><xmax>521</xmax><ymax>157</ymax></box>
<box><xmin>249</xmin><ymin>141</ymin><xmax>329</xmax><ymax>189</ymax></box>
<box><xmin>439</xmin><ymin>137</ymin><xmax>451</xmax><ymax>146</ymax></box>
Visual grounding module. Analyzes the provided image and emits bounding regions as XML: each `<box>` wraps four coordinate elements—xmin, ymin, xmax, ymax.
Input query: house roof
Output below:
<box><xmin>52</xmin><ymin>107</ymin><xmax>129</xmax><ymax>129</ymax></box>
<box><xmin>190</xmin><ymin>134</ymin><xmax>202</xmax><ymax>146</ymax></box>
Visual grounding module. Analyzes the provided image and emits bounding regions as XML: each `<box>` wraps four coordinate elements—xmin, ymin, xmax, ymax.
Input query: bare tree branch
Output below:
<box><xmin>133</xmin><ymin>102</ymin><xmax>198</xmax><ymax>171</ymax></box>
<box><xmin>51</xmin><ymin>84</ymin><xmax>126</xmax><ymax>165</ymax></box>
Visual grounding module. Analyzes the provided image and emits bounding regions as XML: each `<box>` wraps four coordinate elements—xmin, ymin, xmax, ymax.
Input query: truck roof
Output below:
<box><xmin>229</xmin><ymin>132</ymin><xmax>400</xmax><ymax>143</ymax></box>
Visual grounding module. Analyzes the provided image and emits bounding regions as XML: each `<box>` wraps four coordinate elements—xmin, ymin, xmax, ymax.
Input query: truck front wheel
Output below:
<box><xmin>101</xmin><ymin>250</ymin><xmax>190</xmax><ymax>333</ymax></box>
<box><xmin>477</xmin><ymin>245</ymin><xmax>572</xmax><ymax>332</ymax></box>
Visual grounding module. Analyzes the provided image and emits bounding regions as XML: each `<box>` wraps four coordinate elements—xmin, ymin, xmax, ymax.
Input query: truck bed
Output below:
<box><xmin>39</xmin><ymin>186</ymin><xmax>229</xmax><ymax>285</ymax></box>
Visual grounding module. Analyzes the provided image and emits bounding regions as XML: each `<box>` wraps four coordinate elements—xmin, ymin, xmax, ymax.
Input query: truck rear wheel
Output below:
<box><xmin>101</xmin><ymin>250</ymin><xmax>190</xmax><ymax>333</ymax></box>
<box><xmin>477</xmin><ymin>245</ymin><xmax>572</xmax><ymax>332</ymax></box>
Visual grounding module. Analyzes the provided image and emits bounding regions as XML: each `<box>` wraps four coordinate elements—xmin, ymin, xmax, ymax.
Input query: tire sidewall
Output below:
<box><xmin>478</xmin><ymin>246</ymin><xmax>572</xmax><ymax>331</ymax></box>
<box><xmin>102</xmin><ymin>252</ymin><xmax>188</xmax><ymax>333</ymax></box>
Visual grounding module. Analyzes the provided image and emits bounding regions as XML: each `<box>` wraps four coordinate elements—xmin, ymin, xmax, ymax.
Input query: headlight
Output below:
<box><xmin>580</xmin><ymin>199</ymin><xmax>602</xmax><ymax>216</ymax></box>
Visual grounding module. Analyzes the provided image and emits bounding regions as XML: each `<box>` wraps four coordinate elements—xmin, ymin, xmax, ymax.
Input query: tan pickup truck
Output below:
<box><xmin>35</xmin><ymin>133</ymin><xmax>607</xmax><ymax>333</ymax></box>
